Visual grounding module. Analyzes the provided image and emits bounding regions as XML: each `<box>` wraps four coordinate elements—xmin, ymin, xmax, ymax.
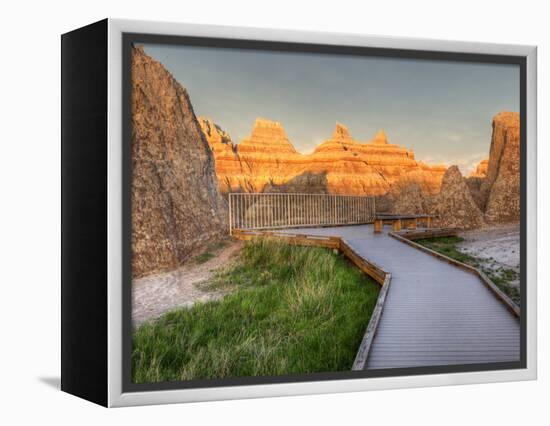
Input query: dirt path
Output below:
<box><xmin>132</xmin><ymin>240</ymin><xmax>243</xmax><ymax>327</ymax></box>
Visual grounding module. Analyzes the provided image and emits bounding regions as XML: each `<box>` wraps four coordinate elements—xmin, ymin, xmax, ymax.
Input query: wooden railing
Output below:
<box><xmin>228</xmin><ymin>193</ymin><xmax>376</xmax><ymax>234</ymax></box>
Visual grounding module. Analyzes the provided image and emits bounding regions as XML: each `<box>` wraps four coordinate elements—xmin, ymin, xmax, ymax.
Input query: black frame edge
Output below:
<box><xmin>61</xmin><ymin>18</ymin><xmax>109</xmax><ymax>407</ymax></box>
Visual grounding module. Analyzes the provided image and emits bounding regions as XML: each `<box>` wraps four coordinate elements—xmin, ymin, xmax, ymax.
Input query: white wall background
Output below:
<box><xmin>0</xmin><ymin>0</ymin><xmax>547</xmax><ymax>424</ymax></box>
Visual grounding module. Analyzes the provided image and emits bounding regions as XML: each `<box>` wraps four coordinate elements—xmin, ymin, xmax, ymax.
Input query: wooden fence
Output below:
<box><xmin>228</xmin><ymin>193</ymin><xmax>376</xmax><ymax>234</ymax></box>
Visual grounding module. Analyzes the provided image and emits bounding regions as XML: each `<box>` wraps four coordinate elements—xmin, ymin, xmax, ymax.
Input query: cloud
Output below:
<box><xmin>420</xmin><ymin>152</ymin><xmax>488</xmax><ymax>176</ymax></box>
<box><xmin>442</xmin><ymin>132</ymin><xmax>464</xmax><ymax>143</ymax></box>
<box><xmin>294</xmin><ymin>137</ymin><xmax>325</xmax><ymax>155</ymax></box>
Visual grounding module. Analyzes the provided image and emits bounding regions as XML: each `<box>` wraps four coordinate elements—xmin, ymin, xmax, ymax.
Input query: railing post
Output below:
<box><xmin>286</xmin><ymin>194</ymin><xmax>290</xmax><ymax>226</ymax></box>
<box><xmin>228</xmin><ymin>193</ymin><xmax>232</xmax><ymax>235</ymax></box>
<box><xmin>252</xmin><ymin>194</ymin><xmax>256</xmax><ymax>229</ymax></box>
<box><xmin>332</xmin><ymin>195</ymin><xmax>336</xmax><ymax>225</ymax></box>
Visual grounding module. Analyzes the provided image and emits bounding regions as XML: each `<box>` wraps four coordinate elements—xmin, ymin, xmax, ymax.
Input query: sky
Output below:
<box><xmin>142</xmin><ymin>44</ymin><xmax>519</xmax><ymax>175</ymax></box>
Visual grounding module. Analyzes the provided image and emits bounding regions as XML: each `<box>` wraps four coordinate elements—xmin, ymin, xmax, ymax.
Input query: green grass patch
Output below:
<box><xmin>132</xmin><ymin>239</ymin><xmax>380</xmax><ymax>383</ymax></box>
<box><xmin>487</xmin><ymin>269</ymin><xmax>520</xmax><ymax>304</ymax></box>
<box><xmin>193</xmin><ymin>239</ymin><xmax>229</xmax><ymax>264</ymax></box>
<box><xmin>194</xmin><ymin>251</ymin><xmax>215</xmax><ymax>264</ymax></box>
<box><xmin>415</xmin><ymin>236</ymin><xmax>478</xmax><ymax>266</ymax></box>
<box><xmin>415</xmin><ymin>236</ymin><xmax>520</xmax><ymax>305</ymax></box>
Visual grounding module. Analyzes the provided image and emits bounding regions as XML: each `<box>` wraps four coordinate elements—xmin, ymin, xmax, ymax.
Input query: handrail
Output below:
<box><xmin>228</xmin><ymin>193</ymin><xmax>376</xmax><ymax>234</ymax></box>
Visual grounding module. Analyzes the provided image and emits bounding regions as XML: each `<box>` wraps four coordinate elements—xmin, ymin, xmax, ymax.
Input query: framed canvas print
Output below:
<box><xmin>61</xmin><ymin>18</ymin><xmax>537</xmax><ymax>407</ymax></box>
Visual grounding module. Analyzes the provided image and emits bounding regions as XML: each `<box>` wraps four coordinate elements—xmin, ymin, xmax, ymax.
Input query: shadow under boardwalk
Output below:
<box><xmin>280</xmin><ymin>225</ymin><xmax>520</xmax><ymax>369</ymax></box>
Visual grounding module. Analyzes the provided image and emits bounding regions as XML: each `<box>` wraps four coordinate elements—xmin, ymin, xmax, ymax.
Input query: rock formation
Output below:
<box><xmin>198</xmin><ymin>117</ymin><xmax>233</xmax><ymax>151</ymax></box>
<box><xmin>263</xmin><ymin>171</ymin><xmax>329</xmax><ymax>194</ymax></box>
<box><xmin>480</xmin><ymin>112</ymin><xmax>520</xmax><ymax>223</ymax></box>
<box><xmin>465</xmin><ymin>176</ymin><xmax>486</xmax><ymax>211</ymax></box>
<box><xmin>389</xmin><ymin>183</ymin><xmax>430</xmax><ymax>216</ymax></box>
<box><xmin>239</xmin><ymin>118</ymin><xmax>298</xmax><ymax>155</ymax></box>
<box><xmin>388</xmin><ymin>162</ymin><xmax>448</xmax><ymax>196</ymax></box>
<box><xmin>200</xmin><ymin>119</ymin><xmax>447</xmax><ymax>196</ymax></box>
<box><xmin>387</xmin><ymin>166</ymin><xmax>486</xmax><ymax>229</ymax></box>
<box><xmin>131</xmin><ymin>46</ymin><xmax>227</xmax><ymax>278</ymax></box>
<box><xmin>197</xmin><ymin>117</ymin><xmax>250</xmax><ymax>192</ymax></box>
<box><xmin>468</xmin><ymin>159</ymin><xmax>489</xmax><ymax>178</ymax></box>
<box><xmin>432</xmin><ymin>166</ymin><xmax>486</xmax><ymax>229</ymax></box>
<box><xmin>389</xmin><ymin>113</ymin><xmax>520</xmax><ymax>228</ymax></box>
<box><xmin>304</xmin><ymin>123</ymin><xmax>397</xmax><ymax>195</ymax></box>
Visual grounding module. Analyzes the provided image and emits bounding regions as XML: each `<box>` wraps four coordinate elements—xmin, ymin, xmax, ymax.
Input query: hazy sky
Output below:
<box><xmin>142</xmin><ymin>44</ymin><xmax>519</xmax><ymax>174</ymax></box>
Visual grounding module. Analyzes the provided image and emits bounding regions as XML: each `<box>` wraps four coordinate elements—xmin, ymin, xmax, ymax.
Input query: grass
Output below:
<box><xmin>194</xmin><ymin>251</ymin><xmax>215</xmax><ymax>264</ymax></box>
<box><xmin>415</xmin><ymin>236</ymin><xmax>478</xmax><ymax>265</ymax></box>
<box><xmin>132</xmin><ymin>239</ymin><xmax>380</xmax><ymax>383</ymax></box>
<box><xmin>415</xmin><ymin>236</ymin><xmax>520</xmax><ymax>305</ymax></box>
<box><xmin>193</xmin><ymin>240</ymin><xmax>228</xmax><ymax>264</ymax></box>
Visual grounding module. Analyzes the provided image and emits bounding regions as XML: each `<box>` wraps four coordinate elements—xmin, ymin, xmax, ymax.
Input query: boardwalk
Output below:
<box><xmin>280</xmin><ymin>225</ymin><xmax>520</xmax><ymax>369</ymax></box>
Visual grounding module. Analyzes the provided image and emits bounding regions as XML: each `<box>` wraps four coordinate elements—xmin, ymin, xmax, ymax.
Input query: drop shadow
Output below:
<box><xmin>38</xmin><ymin>376</ymin><xmax>61</xmax><ymax>390</ymax></box>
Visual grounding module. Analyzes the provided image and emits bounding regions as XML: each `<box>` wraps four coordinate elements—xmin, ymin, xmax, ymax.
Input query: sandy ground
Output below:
<box><xmin>132</xmin><ymin>240</ymin><xmax>243</xmax><ymax>327</ymax></box>
<box><xmin>457</xmin><ymin>223</ymin><xmax>520</xmax><ymax>288</ymax></box>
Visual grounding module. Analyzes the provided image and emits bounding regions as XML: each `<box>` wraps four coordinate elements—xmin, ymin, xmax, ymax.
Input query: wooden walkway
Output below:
<box><xmin>279</xmin><ymin>225</ymin><xmax>520</xmax><ymax>369</ymax></box>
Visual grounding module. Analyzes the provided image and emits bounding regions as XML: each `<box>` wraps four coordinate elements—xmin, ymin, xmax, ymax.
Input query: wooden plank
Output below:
<box><xmin>395</xmin><ymin>228</ymin><xmax>458</xmax><ymax>240</ymax></box>
<box><xmin>352</xmin><ymin>272</ymin><xmax>392</xmax><ymax>370</ymax></box>
<box><xmin>376</xmin><ymin>214</ymin><xmax>434</xmax><ymax>220</ymax></box>
<box><xmin>231</xmin><ymin>229</ymin><xmax>340</xmax><ymax>249</ymax></box>
<box><xmin>339</xmin><ymin>240</ymin><xmax>387</xmax><ymax>285</ymax></box>
<box><xmin>392</xmin><ymin>219</ymin><xmax>402</xmax><ymax>232</ymax></box>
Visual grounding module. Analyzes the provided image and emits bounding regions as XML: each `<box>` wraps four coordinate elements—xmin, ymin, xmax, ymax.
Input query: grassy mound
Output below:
<box><xmin>132</xmin><ymin>239</ymin><xmax>380</xmax><ymax>383</ymax></box>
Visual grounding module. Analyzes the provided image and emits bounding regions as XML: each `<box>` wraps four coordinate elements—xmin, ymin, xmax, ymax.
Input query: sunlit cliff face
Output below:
<box><xmin>199</xmin><ymin>117</ymin><xmax>447</xmax><ymax>196</ymax></box>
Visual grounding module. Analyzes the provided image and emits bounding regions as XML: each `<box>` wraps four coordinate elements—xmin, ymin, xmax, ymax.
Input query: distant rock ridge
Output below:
<box><xmin>238</xmin><ymin>118</ymin><xmax>297</xmax><ymax>155</ymax></box>
<box><xmin>200</xmin><ymin>119</ymin><xmax>447</xmax><ymax>196</ymax></box>
<box><xmin>198</xmin><ymin>117</ymin><xmax>233</xmax><ymax>151</ymax></box>
<box><xmin>332</xmin><ymin>122</ymin><xmax>354</xmax><ymax>142</ymax></box>
<box><xmin>371</xmin><ymin>129</ymin><xmax>389</xmax><ymax>145</ymax></box>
